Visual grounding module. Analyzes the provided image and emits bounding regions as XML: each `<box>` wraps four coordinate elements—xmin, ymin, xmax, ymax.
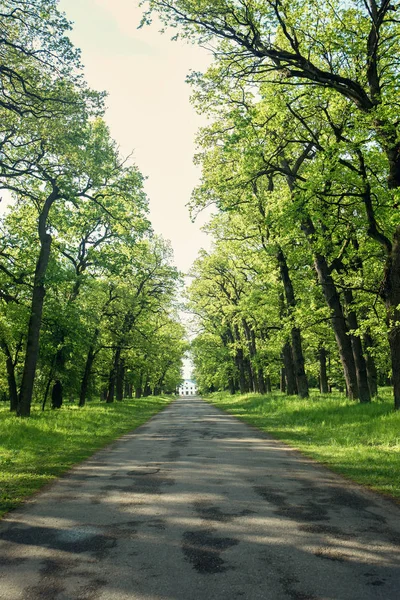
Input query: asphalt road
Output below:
<box><xmin>0</xmin><ymin>397</ymin><xmax>399</xmax><ymax>600</ymax></box>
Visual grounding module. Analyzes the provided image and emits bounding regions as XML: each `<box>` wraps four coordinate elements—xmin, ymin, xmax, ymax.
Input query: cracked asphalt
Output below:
<box><xmin>0</xmin><ymin>397</ymin><xmax>399</xmax><ymax>599</ymax></box>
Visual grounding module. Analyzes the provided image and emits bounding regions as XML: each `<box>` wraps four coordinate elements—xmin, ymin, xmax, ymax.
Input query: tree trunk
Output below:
<box><xmin>107</xmin><ymin>347</ymin><xmax>121</xmax><ymax>404</ymax></box>
<box><xmin>18</xmin><ymin>234</ymin><xmax>52</xmax><ymax>416</ymax></box>
<box><xmin>116</xmin><ymin>357</ymin><xmax>124</xmax><ymax>401</ymax></box>
<box><xmin>0</xmin><ymin>339</ymin><xmax>18</xmax><ymax>412</ymax></box>
<box><xmin>343</xmin><ymin>290</ymin><xmax>371</xmax><ymax>403</ymax></box>
<box><xmin>106</xmin><ymin>367</ymin><xmax>115</xmax><ymax>404</ymax></box>
<box><xmin>299</xmin><ymin>216</ymin><xmax>358</xmax><ymax>399</ymax></box>
<box><xmin>363</xmin><ymin>332</ymin><xmax>378</xmax><ymax>397</ymax></box>
<box><xmin>384</xmin><ymin>228</ymin><xmax>400</xmax><ymax>410</ymax></box>
<box><xmin>79</xmin><ymin>345</ymin><xmax>96</xmax><ymax>407</ymax></box>
<box><xmin>312</xmin><ymin>251</ymin><xmax>359</xmax><ymax>400</ymax></box>
<box><xmin>257</xmin><ymin>368</ymin><xmax>266</xmax><ymax>394</ymax></box>
<box><xmin>282</xmin><ymin>342</ymin><xmax>297</xmax><ymax>395</ymax></box>
<box><xmin>244</xmin><ymin>357</ymin><xmax>255</xmax><ymax>392</ymax></box>
<box><xmin>236</xmin><ymin>347</ymin><xmax>247</xmax><ymax>394</ymax></box>
<box><xmin>276</xmin><ymin>246</ymin><xmax>309</xmax><ymax>398</ymax></box>
<box><xmin>265</xmin><ymin>375</ymin><xmax>271</xmax><ymax>393</ymax></box>
<box><xmin>135</xmin><ymin>386</ymin><xmax>143</xmax><ymax>399</ymax></box>
<box><xmin>318</xmin><ymin>347</ymin><xmax>329</xmax><ymax>394</ymax></box>
<box><xmin>51</xmin><ymin>380</ymin><xmax>63</xmax><ymax>409</ymax></box>
<box><xmin>291</xmin><ymin>327</ymin><xmax>308</xmax><ymax>398</ymax></box>
<box><xmin>226</xmin><ymin>326</ymin><xmax>244</xmax><ymax>394</ymax></box>
<box><xmin>17</xmin><ymin>188</ymin><xmax>59</xmax><ymax>417</ymax></box>
<box><xmin>42</xmin><ymin>361</ymin><xmax>56</xmax><ymax>411</ymax></box>
<box><xmin>280</xmin><ymin>367</ymin><xmax>286</xmax><ymax>393</ymax></box>
<box><xmin>234</xmin><ymin>324</ymin><xmax>250</xmax><ymax>393</ymax></box>
<box><xmin>242</xmin><ymin>319</ymin><xmax>258</xmax><ymax>392</ymax></box>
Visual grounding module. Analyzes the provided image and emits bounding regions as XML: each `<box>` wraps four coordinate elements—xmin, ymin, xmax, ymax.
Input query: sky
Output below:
<box><xmin>58</xmin><ymin>0</ymin><xmax>212</xmax><ymax>275</ymax></box>
<box><xmin>56</xmin><ymin>0</ymin><xmax>213</xmax><ymax>378</ymax></box>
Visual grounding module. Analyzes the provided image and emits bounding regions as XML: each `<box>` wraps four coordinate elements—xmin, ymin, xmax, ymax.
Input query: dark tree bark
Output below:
<box><xmin>116</xmin><ymin>357</ymin><xmax>125</xmax><ymax>401</ymax></box>
<box><xmin>124</xmin><ymin>379</ymin><xmax>132</xmax><ymax>399</ymax></box>
<box><xmin>363</xmin><ymin>332</ymin><xmax>378</xmax><ymax>397</ymax></box>
<box><xmin>228</xmin><ymin>376</ymin><xmax>236</xmax><ymax>395</ymax></box>
<box><xmin>42</xmin><ymin>359</ymin><xmax>56</xmax><ymax>411</ymax></box>
<box><xmin>282</xmin><ymin>342</ymin><xmax>297</xmax><ymax>395</ymax></box>
<box><xmin>242</xmin><ymin>319</ymin><xmax>259</xmax><ymax>392</ymax></box>
<box><xmin>18</xmin><ymin>187</ymin><xmax>59</xmax><ymax>416</ymax></box>
<box><xmin>236</xmin><ymin>347</ymin><xmax>247</xmax><ymax>394</ymax></box>
<box><xmin>135</xmin><ymin>386</ymin><xmax>143</xmax><ymax>399</ymax></box>
<box><xmin>310</xmin><ymin>249</ymin><xmax>359</xmax><ymax>400</ymax></box>
<box><xmin>244</xmin><ymin>356</ymin><xmax>255</xmax><ymax>392</ymax></box>
<box><xmin>226</xmin><ymin>326</ymin><xmax>245</xmax><ymax>393</ymax></box>
<box><xmin>280</xmin><ymin>367</ymin><xmax>286</xmax><ymax>393</ymax></box>
<box><xmin>318</xmin><ymin>347</ymin><xmax>329</xmax><ymax>394</ymax></box>
<box><xmin>79</xmin><ymin>345</ymin><xmax>97</xmax><ymax>407</ymax></box>
<box><xmin>257</xmin><ymin>368</ymin><xmax>266</xmax><ymax>394</ymax></box>
<box><xmin>232</xmin><ymin>325</ymin><xmax>247</xmax><ymax>394</ymax></box>
<box><xmin>108</xmin><ymin>346</ymin><xmax>122</xmax><ymax>403</ymax></box>
<box><xmin>51</xmin><ymin>380</ymin><xmax>63</xmax><ymax>409</ymax></box>
<box><xmin>17</xmin><ymin>234</ymin><xmax>51</xmax><ymax>417</ymax></box>
<box><xmin>0</xmin><ymin>338</ymin><xmax>18</xmax><ymax>412</ymax></box>
<box><xmin>382</xmin><ymin>228</ymin><xmax>400</xmax><ymax>409</ymax></box>
<box><xmin>264</xmin><ymin>375</ymin><xmax>271</xmax><ymax>393</ymax></box>
<box><xmin>106</xmin><ymin>366</ymin><xmax>115</xmax><ymax>404</ymax></box>
<box><xmin>276</xmin><ymin>246</ymin><xmax>309</xmax><ymax>398</ymax></box>
<box><xmin>343</xmin><ymin>290</ymin><xmax>371</xmax><ymax>403</ymax></box>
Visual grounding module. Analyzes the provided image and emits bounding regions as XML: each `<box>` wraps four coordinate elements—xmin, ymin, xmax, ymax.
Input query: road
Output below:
<box><xmin>0</xmin><ymin>397</ymin><xmax>399</xmax><ymax>600</ymax></box>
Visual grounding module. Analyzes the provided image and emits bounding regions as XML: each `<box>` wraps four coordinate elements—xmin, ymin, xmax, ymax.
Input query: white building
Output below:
<box><xmin>178</xmin><ymin>379</ymin><xmax>198</xmax><ymax>396</ymax></box>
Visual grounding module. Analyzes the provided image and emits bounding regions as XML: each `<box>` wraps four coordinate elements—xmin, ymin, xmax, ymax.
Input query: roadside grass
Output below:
<box><xmin>206</xmin><ymin>388</ymin><xmax>400</xmax><ymax>501</ymax></box>
<box><xmin>0</xmin><ymin>396</ymin><xmax>173</xmax><ymax>518</ymax></box>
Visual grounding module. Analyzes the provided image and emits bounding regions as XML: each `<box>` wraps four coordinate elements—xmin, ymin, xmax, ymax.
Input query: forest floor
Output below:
<box><xmin>206</xmin><ymin>388</ymin><xmax>400</xmax><ymax>501</ymax></box>
<box><xmin>0</xmin><ymin>397</ymin><xmax>399</xmax><ymax>600</ymax></box>
<box><xmin>0</xmin><ymin>396</ymin><xmax>173</xmax><ymax>518</ymax></box>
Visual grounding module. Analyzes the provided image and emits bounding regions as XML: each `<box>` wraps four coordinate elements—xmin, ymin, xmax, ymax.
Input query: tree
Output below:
<box><xmin>143</xmin><ymin>0</ymin><xmax>400</xmax><ymax>407</ymax></box>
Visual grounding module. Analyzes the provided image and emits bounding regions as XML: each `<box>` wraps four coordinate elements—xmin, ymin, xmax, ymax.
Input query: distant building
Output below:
<box><xmin>178</xmin><ymin>379</ymin><xmax>198</xmax><ymax>396</ymax></box>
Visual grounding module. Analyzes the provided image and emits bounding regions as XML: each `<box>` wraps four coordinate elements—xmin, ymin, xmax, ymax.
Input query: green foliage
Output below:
<box><xmin>0</xmin><ymin>2</ymin><xmax>186</xmax><ymax>415</ymax></box>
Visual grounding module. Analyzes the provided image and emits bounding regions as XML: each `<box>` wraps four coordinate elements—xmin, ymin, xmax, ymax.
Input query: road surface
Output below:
<box><xmin>0</xmin><ymin>397</ymin><xmax>399</xmax><ymax>599</ymax></box>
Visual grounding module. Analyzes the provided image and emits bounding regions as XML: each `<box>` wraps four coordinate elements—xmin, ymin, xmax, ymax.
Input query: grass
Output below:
<box><xmin>0</xmin><ymin>396</ymin><xmax>173</xmax><ymax>518</ymax></box>
<box><xmin>206</xmin><ymin>388</ymin><xmax>400</xmax><ymax>501</ymax></box>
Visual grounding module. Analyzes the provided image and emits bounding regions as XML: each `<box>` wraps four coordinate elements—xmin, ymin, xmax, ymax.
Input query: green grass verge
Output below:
<box><xmin>206</xmin><ymin>389</ymin><xmax>400</xmax><ymax>501</ymax></box>
<box><xmin>0</xmin><ymin>397</ymin><xmax>173</xmax><ymax>518</ymax></box>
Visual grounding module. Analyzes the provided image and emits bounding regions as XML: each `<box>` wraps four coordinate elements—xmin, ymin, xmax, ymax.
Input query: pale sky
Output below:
<box><xmin>59</xmin><ymin>0</ymin><xmax>212</xmax><ymax>275</ymax></box>
<box><xmin>58</xmin><ymin>0</ymin><xmax>212</xmax><ymax>379</ymax></box>
<box><xmin>0</xmin><ymin>1</ymin><xmax>208</xmax><ymax>379</ymax></box>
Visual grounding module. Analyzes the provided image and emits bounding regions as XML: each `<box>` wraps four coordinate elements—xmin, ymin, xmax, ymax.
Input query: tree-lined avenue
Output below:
<box><xmin>0</xmin><ymin>397</ymin><xmax>399</xmax><ymax>599</ymax></box>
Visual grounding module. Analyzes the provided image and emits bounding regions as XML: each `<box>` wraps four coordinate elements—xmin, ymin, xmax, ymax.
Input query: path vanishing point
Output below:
<box><xmin>0</xmin><ymin>397</ymin><xmax>399</xmax><ymax>599</ymax></box>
